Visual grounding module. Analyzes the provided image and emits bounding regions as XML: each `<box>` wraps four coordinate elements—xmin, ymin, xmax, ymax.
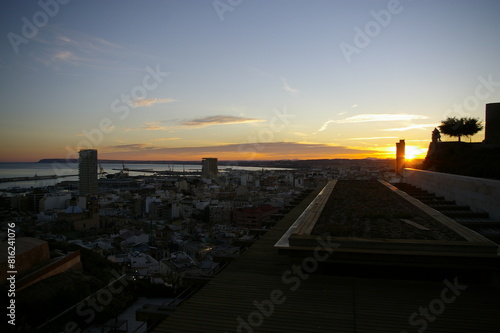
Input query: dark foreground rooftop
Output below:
<box><xmin>153</xmin><ymin>184</ymin><xmax>500</xmax><ymax>333</ymax></box>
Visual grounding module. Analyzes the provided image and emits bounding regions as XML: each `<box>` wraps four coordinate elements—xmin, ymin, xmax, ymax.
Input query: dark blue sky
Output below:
<box><xmin>1</xmin><ymin>0</ymin><xmax>500</xmax><ymax>161</ymax></box>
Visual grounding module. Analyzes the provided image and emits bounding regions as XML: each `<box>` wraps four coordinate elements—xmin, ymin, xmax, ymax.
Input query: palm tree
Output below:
<box><xmin>438</xmin><ymin>117</ymin><xmax>483</xmax><ymax>142</ymax></box>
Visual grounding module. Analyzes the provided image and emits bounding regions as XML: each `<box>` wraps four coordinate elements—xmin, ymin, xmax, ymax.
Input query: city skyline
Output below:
<box><xmin>1</xmin><ymin>0</ymin><xmax>500</xmax><ymax>162</ymax></box>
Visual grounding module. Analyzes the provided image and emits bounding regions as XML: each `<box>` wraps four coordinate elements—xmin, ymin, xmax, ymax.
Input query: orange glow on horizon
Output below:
<box><xmin>0</xmin><ymin>143</ymin><xmax>430</xmax><ymax>162</ymax></box>
<box><xmin>369</xmin><ymin>145</ymin><xmax>427</xmax><ymax>161</ymax></box>
<box><xmin>96</xmin><ymin>151</ymin><xmax>399</xmax><ymax>162</ymax></box>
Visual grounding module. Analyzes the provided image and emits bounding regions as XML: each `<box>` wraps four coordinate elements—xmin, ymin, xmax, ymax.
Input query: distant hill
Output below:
<box><xmin>37</xmin><ymin>158</ymin><xmax>396</xmax><ymax>169</ymax></box>
<box><xmin>38</xmin><ymin>158</ymin><xmax>78</xmax><ymax>164</ymax></box>
<box><xmin>37</xmin><ymin>159</ymin><xmax>201</xmax><ymax>164</ymax></box>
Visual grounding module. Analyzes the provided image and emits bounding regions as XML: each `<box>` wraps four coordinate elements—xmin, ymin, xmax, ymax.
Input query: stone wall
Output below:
<box><xmin>403</xmin><ymin>168</ymin><xmax>500</xmax><ymax>221</ymax></box>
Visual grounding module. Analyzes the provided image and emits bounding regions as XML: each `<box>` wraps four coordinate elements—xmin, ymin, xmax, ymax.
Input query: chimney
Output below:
<box><xmin>396</xmin><ymin>139</ymin><xmax>405</xmax><ymax>174</ymax></box>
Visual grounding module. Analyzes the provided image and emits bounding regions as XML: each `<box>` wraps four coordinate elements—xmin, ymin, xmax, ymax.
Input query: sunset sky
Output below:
<box><xmin>1</xmin><ymin>0</ymin><xmax>500</xmax><ymax>162</ymax></box>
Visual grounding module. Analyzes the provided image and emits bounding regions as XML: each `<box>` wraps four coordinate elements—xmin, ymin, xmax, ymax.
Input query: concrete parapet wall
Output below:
<box><xmin>403</xmin><ymin>168</ymin><xmax>500</xmax><ymax>221</ymax></box>
<box><xmin>17</xmin><ymin>250</ymin><xmax>82</xmax><ymax>291</ymax></box>
<box><xmin>0</xmin><ymin>238</ymin><xmax>50</xmax><ymax>283</ymax></box>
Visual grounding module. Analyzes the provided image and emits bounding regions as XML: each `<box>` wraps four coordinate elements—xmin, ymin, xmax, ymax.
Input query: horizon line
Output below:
<box><xmin>1</xmin><ymin>157</ymin><xmax>406</xmax><ymax>163</ymax></box>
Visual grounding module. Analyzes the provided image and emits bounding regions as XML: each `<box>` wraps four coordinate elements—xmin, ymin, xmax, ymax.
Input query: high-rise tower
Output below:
<box><xmin>202</xmin><ymin>158</ymin><xmax>218</xmax><ymax>179</ymax></box>
<box><xmin>79</xmin><ymin>149</ymin><xmax>98</xmax><ymax>196</ymax></box>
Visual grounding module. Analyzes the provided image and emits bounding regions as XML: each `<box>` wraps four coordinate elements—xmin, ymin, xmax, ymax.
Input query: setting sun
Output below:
<box><xmin>405</xmin><ymin>146</ymin><xmax>427</xmax><ymax>160</ymax></box>
<box><xmin>369</xmin><ymin>144</ymin><xmax>428</xmax><ymax>160</ymax></box>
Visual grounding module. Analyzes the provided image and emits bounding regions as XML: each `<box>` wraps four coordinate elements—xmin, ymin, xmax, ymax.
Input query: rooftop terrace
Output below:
<box><xmin>279</xmin><ymin>180</ymin><xmax>499</xmax><ymax>268</ymax></box>
<box><xmin>312</xmin><ymin>180</ymin><xmax>464</xmax><ymax>241</ymax></box>
<box><xmin>153</xmin><ymin>181</ymin><xmax>500</xmax><ymax>333</ymax></box>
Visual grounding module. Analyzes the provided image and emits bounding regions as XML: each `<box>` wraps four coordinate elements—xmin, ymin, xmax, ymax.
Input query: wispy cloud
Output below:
<box><xmin>282</xmin><ymin>78</ymin><xmax>299</xmax><ymax>94</ymax></box>
<box><xmin>131</xmin><ymin>98</ymin><xmax>176</xmax><ymax>107</ymax></box>
<box><xmin>142</xmin><ymin>122</ymin><xmax>170</xmax><ymax>131</ymax></box>
<box><xmin>348</xmin><ymin>136</ymin><xmax>398</xmax><ymax>140</ymax></box>
<box><xmin>47</xmin><ymin>49</ymin><xmax>110</xmax><ymax>71</ymax></box>
<box><xmin>154</xmin><ymin>137</ymin><xmax>180</xmax><ymax>141</ymax></box>
<box><xmin>317</xmin><ymin>120</ymin><xmax>337</xmax><ymax>132</ymax></box>
<box><xmin>125</xmin><ymin>122</ymin><xmax>171</xmax><ymax>132</ymax></box>
<box><xmin>32</xmin><ymin>27</ymin><xmax>124</xmax><ymax>70</ymax></box>
<box><xmin>315</xmin><ymin>114</ymin><xmax>428</xmax><ymax>133</ymax></box>
<box><xmin>53</xmin><ymin>51</ymin><xmax>73</xmax><ymax>61</ymax></box>
<box><xmin>382</xmin><ymin>123</ymin><xmax>436</xmax><ymax>132</ymax></box>
<box><xmin>181</xmin><ymin>115</ymin><xmax>265</xmax><ymax>128</ymax></box>
<box><xmin>27</xmin><ymin>25</ymin><xmax>162</xmax><ymax>73</ymax></box>
<box><xmin>351</xmin><ymin>104</ymin><xmax>358</xmax><ymax>108</ymax></box>
<box><xmin>334</xmin><ymin>114</ymin><xmax>428</xmax><ymax>124</ymax></box>
<box><xmin>292</xmin><ymin>132</ymin><xmax>310</xmax><ymax>137</ymax></box>
<box><xmin>100</xmin><ymin>142</ymin><xmax>378</xmax><ymax>160</ymax></box>
<box><xmin>103</xmin><ymin>143</ymin><xmax>155</xmax><ymax>152</ymax></box>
